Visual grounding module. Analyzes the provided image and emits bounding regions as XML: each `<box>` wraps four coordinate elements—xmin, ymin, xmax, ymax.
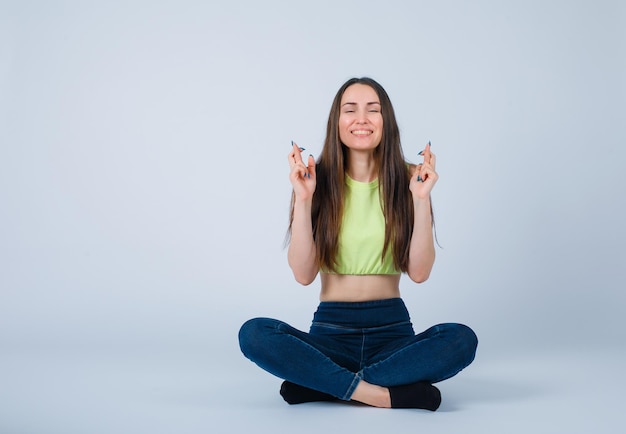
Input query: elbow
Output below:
<box><xmin>407</xmin><ymin>269</ymin><xmax>431</xmax><ymax>284</ymax></box>
<box><xmin>292</xmin><ymin>269</ymin><xmax>318</xmax><ymax>286</ymax></box>
<box><xmin>294</xmin><ymin>274</ymin><xmax>316</xmax><ymax>286</ymax></box>
<box><xmin>407</xmin><ymin>255</ymin><xmax>435</xmax><ymax>284</ymax></box>
<box><xmin>409</xmin><ymin>274</ymin><xmax>429</xmax><ymax>283</ymax></box>
<box><xmin>288</xmin><ymin>256</ymin><xmax>318</xmax><ymax>286</ymax></box>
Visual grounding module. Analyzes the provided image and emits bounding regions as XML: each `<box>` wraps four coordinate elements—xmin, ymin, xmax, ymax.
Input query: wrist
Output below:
<box><xmin>293</xmin><ymin>196</ymin><xmax>313</xmax><ymax>211</ymax></box>
<box><xmin>412</xmin><ymin>195</ymin><xmax>431</xmax><ymax>207</ymax></box>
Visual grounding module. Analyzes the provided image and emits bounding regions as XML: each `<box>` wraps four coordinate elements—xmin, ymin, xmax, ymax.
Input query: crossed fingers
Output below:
<box><xmin>289</xmin><ymin>141</ymin><xmax>314</xmax><ymax>180</ymax></box>
<box><xmin>416</xmin><ymin>142</ymin><xmax>437</xmax><ymax>183</ymax></box>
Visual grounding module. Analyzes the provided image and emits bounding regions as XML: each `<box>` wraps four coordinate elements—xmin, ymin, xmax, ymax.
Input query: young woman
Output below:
<box><xmin>238</xmin><ymin>77</ymin><xmax>477</xmax><ymax>410</ymax></box>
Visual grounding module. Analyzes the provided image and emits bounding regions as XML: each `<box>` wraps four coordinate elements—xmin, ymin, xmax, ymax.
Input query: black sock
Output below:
<box><xmin>388</xmin><ymin>382</ymin><xmax>441</xmax><ymax>411</ymax></box>
<box><xmin>279</xmin><ymin>381</ymin><xmax>337</xmax><ymax>405</ymax></box>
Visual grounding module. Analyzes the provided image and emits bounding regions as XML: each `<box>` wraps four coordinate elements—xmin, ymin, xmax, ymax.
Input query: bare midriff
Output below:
<box><xmin>319</xmin><ymin>273</ymin><xmax>401</xmax><ymax>302</ymax></box>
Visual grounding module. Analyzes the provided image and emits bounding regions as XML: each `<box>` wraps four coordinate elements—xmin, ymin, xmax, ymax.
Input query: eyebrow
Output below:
<box><xmin>341</xmin><ymin>101</ymin><xmax>381</xmax><ymax>107</ymax></box>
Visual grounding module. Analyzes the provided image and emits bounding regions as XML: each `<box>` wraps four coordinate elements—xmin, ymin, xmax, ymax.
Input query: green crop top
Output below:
<box><xmin>322</xmin><ymin>175</ymin><xmax>400</xmax><ymax>275</ymax></box>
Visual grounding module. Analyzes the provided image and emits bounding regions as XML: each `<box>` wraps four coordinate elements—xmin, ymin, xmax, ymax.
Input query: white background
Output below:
<box><xmin>1</xmin><ymin>1</ymin><xmax>625</xmax><ymax>433</ymax></box>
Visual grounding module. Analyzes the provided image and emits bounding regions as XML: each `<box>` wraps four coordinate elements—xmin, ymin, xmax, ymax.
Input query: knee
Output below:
<box><xmin>456</xmin><ymin>323</ymin><xmax>478</xmax><ymax>364</ymax></box>
<box><xmin>238</xmin><ymin>317</ymin><xmax>275</xmax><ymax>359</ymax></box>
<box><xmin>443</xmin><ymin>323</ymin><xmax>478</xmax><ymax>365</ymax></box>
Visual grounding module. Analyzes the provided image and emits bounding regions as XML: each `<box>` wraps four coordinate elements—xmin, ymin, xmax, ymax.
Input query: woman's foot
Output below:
<box><xmin>280</xmin><ymin>381</ymin><xmax>337</xmax><ymax>404</ymax></box>
<box><xmin>350</xmin><ymin>381</ymin><xmax>392</xmax><ymax>408</ymax></box>
<box><xmin>351</xmin><ymin>380</ymin><xmax>441</xmax><ymax>410</ymax></box>
<box><xmin>389</xmin><ymin>382</ymin><xmax>441</xmax><ymax>411</ymax></box>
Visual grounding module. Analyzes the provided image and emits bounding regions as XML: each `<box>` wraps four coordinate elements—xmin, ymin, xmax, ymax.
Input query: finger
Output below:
<box><xmin>307</xmin><ymin>154</ymin><xmax>316</xmax><ymax>179</ymax></box>
<box><xmin>425</xmin><ymin>142</ymin><xmax>437</xmax><ymax>168</ymax></box>
<box><xmin>288</xmin><ymin>149</ymin><xmax>297</xmax><ymax>168</ymax></box>
<box><xmin>423</xmin><ymin>142</ymin><xmax>432</xmax><ymax>163</ymax></box>
<box><xmin>292</xmin><ymin>141</ymin><xmax>305</xmax><ymax>165</ymax></box>
<box><xmin>415</xmin><ymin>141</ymin><xmax>432</xmax><ymax>163</ymax></box>
<box><xmin>290</xmin><ymin>163</ymin><xmax>307</xmax><ymax>182</ymax></box>
<box><xmin>414</xmin><ymin>163</ymin><xmax>424</xmax><ymax>182</ymax></box>
<box><xmin>429</xmin><ymin>151</ymin><xmax>436</xmax><ymax>169</ymax></box>
<box><xmin>420</xmin><ymin>165</ymin><xmax>438</xmax><ymax>184</ymax></box>
<box><xmin>299</xmin><ymin>154</ymin><xmax>315</xmax><ymax>180</ymax></box>
<box><xmin>288</xmin><ymin>142</ymin><xmax>299</xmax><ymax>168</ymax></box>
<box><xmin>417</xmin><ymin>161</ymin><xmax>432</xmax><ymax>181</ymax></box>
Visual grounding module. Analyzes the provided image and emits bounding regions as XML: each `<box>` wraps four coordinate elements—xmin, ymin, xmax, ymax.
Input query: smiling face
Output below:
<box><xmin>338</xmin><ymin>83</ymin><xmax>383</xmax><ymax>152</ymax></box>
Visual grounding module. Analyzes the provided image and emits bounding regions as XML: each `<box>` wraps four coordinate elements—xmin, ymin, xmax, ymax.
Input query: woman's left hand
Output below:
<box><xmin>409</xmin><ymin>142</ymin><xmax>438</xmax><ymax>200</ymax></box>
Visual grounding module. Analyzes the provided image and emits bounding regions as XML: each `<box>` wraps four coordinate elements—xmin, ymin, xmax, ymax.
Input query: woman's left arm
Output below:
<box><xmin>407</xmin><ymin>143</ymin><xmax>438</xmax><ymax>283</ymax></box>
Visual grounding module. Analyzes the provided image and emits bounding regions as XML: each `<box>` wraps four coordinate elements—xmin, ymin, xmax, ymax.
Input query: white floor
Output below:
<box><xmin>1</xmin><ymin>343</ymin><xmax>624</xmax><ymax>434</ymax></box>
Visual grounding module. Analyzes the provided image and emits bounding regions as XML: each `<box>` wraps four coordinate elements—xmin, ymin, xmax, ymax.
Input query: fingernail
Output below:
<box><xmin>418</xmin><ymin>150</ymin><xmax>424</xmax><ymax>155</ymax></box>
<box><xmin>428</xmin><ymin>140</ymin><xmax>431</xmax><ymax>147</ymax></box>
<box><xmin>417</xmin><ymin>175</ymin><xmax>423</xmax><ymax>182</ymax></box>
<box><xmin>307</xmin><ymin>172</ymin><xmax>311</xmax><ymax>179</ymax></box>
<box><xmin>299</xmin><ymin>147</ymin><xmax>306</xmax><ymax>151</ymax></box>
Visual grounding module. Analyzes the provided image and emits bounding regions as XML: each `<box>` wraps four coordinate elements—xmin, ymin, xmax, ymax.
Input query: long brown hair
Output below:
<box><xmin>288</xmin><ymin>77</ymin><xmax>417</xmax><ymax>272</ymax></box>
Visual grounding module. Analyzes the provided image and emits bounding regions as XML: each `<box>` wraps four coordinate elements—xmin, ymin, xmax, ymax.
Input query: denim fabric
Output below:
<box><xmin>238</xmin><ymin>298</ymin><xmax>477</xmax><ymax>401</ymax></box>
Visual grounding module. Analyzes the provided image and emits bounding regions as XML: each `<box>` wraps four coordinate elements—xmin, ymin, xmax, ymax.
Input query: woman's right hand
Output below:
<box><xmin>288</xmin><ymin>141</ymin><xmax>316</xmax><ymax>201</ymax></box>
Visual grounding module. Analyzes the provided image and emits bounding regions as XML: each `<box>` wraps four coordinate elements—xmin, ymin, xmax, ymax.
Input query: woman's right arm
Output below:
<box><xmin>287</xmin><ymin>143</ymin><xmax>318</xmax><ymax>285</ymax></box>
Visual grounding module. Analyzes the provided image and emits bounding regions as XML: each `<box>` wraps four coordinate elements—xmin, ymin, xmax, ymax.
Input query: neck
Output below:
<box><xmin>346</xmin><ymin>150</ymin><xmax>377</xmax><ymax>182</ymax></box>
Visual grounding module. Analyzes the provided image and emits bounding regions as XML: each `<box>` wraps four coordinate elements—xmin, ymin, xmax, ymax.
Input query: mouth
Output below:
<box><xmin>351</xmin><ymin>130</ymin><xmax>373</xmax><ymax>136</ymax></box>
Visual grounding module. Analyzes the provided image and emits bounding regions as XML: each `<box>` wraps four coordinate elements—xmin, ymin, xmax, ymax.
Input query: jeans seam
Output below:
<box><xmin>359</xmin><ymin>331</ymin><xmax>366</xmax><ymax>371</ymax></box>
<box><xmin>342</xmin><ymin>371</ymin><xmax>362</xmax><ymax>400</ymax></box>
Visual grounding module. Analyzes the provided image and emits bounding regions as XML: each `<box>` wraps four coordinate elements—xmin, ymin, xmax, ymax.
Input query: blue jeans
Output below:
<box><xmin>238</xmin><ymin>298</ymin><xmax>477</xmax><ymax>400</ymax></box>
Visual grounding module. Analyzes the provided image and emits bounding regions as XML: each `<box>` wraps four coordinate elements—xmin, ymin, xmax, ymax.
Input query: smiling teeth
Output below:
<box><xmin>352</xmin><ymin>130</ymin><xmax>372</xmax><ymax>135</ymax></box>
